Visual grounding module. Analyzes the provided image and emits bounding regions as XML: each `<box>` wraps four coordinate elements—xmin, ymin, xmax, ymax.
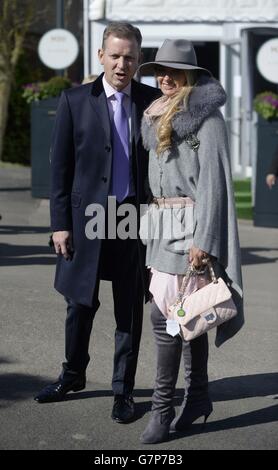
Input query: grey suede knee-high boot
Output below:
<box><xmin>140</xmin><ymin>303</ymin><xmax>182</xmax><ymax>444</ymax></box>
<box><xmin>170</xmin><ymin>333</ymin><xmax>213</xmax><ymax>431</ymax></box>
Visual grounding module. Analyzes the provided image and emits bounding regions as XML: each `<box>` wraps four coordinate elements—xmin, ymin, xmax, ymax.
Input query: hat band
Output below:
<box><xmin>154</xmin><ymin>59</ymin><xmax>197</xmax><ymax>67</ymax></box>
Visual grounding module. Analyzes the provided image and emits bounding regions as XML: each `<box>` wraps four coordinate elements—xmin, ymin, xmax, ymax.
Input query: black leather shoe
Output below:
<box><xmin>34</xmin><ymin>374</ymin><xmax>86</xmax><ymax>403</ymax></box>
<box><xmin>111</xmin><ymin>395</ymin><xmax>135</xmax><ymax>423</ymax></box>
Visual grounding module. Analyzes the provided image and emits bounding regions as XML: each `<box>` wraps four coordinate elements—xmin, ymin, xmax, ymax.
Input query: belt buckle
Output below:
<box><xmin>161</xmin><ymin>196</ymin><xmax>166</xmax><ymax>208</ymax></box>
<box><xmin>153</xmin><ymin>197</ymin><xmax>159</xmax><ymax>208</ymax></box>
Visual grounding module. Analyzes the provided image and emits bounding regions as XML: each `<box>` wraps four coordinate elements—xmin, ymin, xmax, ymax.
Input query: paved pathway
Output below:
<box><xmin>0</xmin><ymin>165</ymin><xmax>277</xmax><ymax>450</ymax></box>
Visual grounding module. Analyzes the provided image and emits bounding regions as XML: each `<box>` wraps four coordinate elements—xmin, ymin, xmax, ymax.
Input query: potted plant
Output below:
<box><xmin>253</xmin><ymin>91</ymin><xmax>278</xmax><ymax>121</ymax></box>
<box><xmin>22</xmin><ymin>76</ymin><xmax>72</xmax><ymax>103</ymax></box>
<box><xmin>22</xmin><ymin>76</ymin><xmax>74</xmax><ymax>198</ymax></box>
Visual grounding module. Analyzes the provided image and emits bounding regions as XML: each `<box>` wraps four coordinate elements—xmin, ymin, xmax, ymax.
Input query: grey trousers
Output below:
<box><xmin>150</xmin><ymin>302</ymin><xmax>209</xmax><ymax>413</ymax></box>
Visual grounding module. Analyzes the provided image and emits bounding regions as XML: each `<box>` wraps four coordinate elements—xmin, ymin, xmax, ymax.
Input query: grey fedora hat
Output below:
<box><xmin>138</xmin><ymin>39</ymin><xmax>211</xmax><ymax>76</ymax></box>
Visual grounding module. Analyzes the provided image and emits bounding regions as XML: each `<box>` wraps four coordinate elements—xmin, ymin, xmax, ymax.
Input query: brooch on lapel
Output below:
<box><xmin>185</xmin><ymin>133</ymin><xmax>200</xmax><ymax>152</ymax></box>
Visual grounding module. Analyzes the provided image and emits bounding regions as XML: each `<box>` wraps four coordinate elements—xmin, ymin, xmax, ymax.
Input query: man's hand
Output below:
<box><xmin>266</xmin><ymin>174</ymin><xmax>276</xmax><ymax>189</ymax></box>
<box><xmin>52</xmin><ymin>231</ymin><xmax>73</xmax><ymax>260</ymax></box>
<box><xmin>189</xmin><ymin>245</ymin><xmax>209</xmax><ymax>268</ymax></box>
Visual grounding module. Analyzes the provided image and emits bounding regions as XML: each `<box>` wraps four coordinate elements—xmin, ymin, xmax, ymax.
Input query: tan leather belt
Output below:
<box><xmin>152</xmin><ymin>196</ymin><xmax>194</xmax><ymax>208</ymax></box>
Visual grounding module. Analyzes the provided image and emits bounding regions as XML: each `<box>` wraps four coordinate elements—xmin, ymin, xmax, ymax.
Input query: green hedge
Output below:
<box><xmin>2</xmin><ymin>54</ymin><xmax>71</xmax><ymax>165</ymax></box>
<box><xmin>3</xmin><ymin>51</ymin><xmax>75</xmax><ymax>165</ymax></box>
<box><xmin>2</xmin><ymin>53</ymin><xmax>36</xmax><ymax>165</ymax></box>
<box><xmin>233</xmin><ymin>178</ymin><xmax>253</xmax><ymax>220</ymax></box>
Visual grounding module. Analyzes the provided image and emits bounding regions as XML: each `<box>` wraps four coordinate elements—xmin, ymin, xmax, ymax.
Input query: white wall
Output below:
<box><xmin>83</xmin><ymin>1</ymin><xmax>278</xmax><ymax>176</ymax></box>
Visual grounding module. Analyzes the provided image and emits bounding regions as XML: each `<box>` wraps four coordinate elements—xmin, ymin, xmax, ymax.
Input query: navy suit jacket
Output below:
<box><xmin>50</xmin><ymin>74</ymin><xmax>160</xmax><ymax>306</ymax></box>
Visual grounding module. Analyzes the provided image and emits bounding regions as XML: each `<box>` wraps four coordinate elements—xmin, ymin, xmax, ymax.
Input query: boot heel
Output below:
<box><xmin>171</xmin><ymin>404</ymin><xmax>213</xmax><ymax>432</ymax></box>
<box><xmin>201</xmin><ymin>412</ymin><xmax>211</xmax><ymax>429</ymax></box>
<box><xmin>203</xmin><ymin>412</ymin><xmax>211</xmax><ymax>424</ymax></box>
<box><xmin>72</xmin><ymin>379</ymin><xmax>86</xmax><ymax>392</ymax></box>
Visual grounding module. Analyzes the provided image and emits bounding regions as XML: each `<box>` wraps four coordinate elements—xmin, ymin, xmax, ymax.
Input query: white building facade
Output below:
<box><xmin>83</xmin><ymin>0</ymin><xmax>278</xmax><ymax>177</ymax></box>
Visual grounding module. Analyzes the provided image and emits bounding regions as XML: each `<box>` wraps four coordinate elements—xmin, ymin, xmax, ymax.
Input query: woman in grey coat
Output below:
<box><xmin>138</xmin><ymin>39</ymin><xmax>244</xmax><ymax>444</ymax></box>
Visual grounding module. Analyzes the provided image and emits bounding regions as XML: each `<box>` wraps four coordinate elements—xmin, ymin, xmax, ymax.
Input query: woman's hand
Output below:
<box><xmin>189</xmin><ymin>245</ymin><xmax>209</xmax><ymax>268</ymax></box>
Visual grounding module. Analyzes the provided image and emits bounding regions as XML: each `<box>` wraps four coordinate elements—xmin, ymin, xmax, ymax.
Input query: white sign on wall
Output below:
<box><xmin>38</xmin><ymin>29</ymin><xmax>79</xmax><ymax>70</ymax></box>
<box><xmin>256</xmin><ymin>38</ymin><xmax>278</xmax><ymax>84</ymax></box>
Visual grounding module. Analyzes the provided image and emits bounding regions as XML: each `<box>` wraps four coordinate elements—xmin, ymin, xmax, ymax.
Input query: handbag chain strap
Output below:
<box><xmin>177</xmin><ymin>259</ymin><xmax>217</xmax><ymax>303</ymax></box>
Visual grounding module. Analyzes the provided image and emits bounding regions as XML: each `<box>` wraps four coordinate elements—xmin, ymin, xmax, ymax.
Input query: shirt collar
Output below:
<box><xmin>102</xmin><ymin>75</ymin><xmax>131</xmax><ymax>99</ymax></box>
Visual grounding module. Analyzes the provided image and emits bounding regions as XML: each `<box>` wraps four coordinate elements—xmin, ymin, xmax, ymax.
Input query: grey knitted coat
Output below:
<box><xmin>141</xmin><ymin>75</ymin><xmax>244</xmax><ymax>347</ymax></box>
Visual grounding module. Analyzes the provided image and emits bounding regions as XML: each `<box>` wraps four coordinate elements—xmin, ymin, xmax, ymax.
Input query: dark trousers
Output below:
<box><xmin>150</xmin><ymin>302</ymin><xmax>209</xmax><ymax>413</ymax></box>
<box><xmin>63</xmin><ymin>202</ymin><xmax>144</xmax><ymax>396</ymax></box>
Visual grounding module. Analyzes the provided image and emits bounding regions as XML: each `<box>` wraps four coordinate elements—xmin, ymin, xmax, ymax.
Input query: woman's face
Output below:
<box><xmin>155</xmin><ymin>66</ymin><xmax>187</xmax><ymax>97</ymax></box>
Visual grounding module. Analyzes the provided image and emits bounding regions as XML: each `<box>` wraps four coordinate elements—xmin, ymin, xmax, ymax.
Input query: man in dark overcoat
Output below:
<box><xmin>34</xmin><ymin>22</ymin><xmax>160</xmax><ymax>423</ymax></box>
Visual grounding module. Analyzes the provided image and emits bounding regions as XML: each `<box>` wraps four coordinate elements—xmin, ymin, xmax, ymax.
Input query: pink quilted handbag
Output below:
<box><xmin>168</xmin><ymin>260</ymin><xmax>237</xmax><ymax>341</ymax></box>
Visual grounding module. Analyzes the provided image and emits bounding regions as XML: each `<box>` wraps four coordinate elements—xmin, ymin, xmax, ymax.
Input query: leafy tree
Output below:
<box><xmin>0</xmin><ymin>0</ymin><xmax>49</xmax><ymax>160</ymax></box>
<box><xmin>0</xmin><ymin>0</ymin><xmax>83</xmax><ymax>163</ymax></box>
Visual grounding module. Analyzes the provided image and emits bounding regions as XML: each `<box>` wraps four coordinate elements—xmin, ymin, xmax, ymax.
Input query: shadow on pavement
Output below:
<box><xmin>0</xmin><ymin>242</ymin><xmax>56</xmax><ymax>266</ymax></box>
<box><xmin>0</xmin><ymin>372</ymin><xmax>54</xmax><ymax>408</ymax></box>
<box><xmin>2</xmin><ymin>372</ymin><xmax>276</xmax><ymax>405</ymax></box>
<box><xmin>241</xmin><ymin>247</ymin><xmax>278</xmax><ymax>266</ymax></box>
<box><xmin>167</xmin><ymin>373</ymin><xmax>278</xmax><ymax>441</ymax></box>
<box><xmin>0</xmin><ymin>225</ymin><xmax>50</xmax><ymax>235</ymax></box>
<box><xmin>62</xmin><ymin>371</ymin><xmax>278</xmax><ymax>428</ymax></box>
<box><xmin>0</xmin><ymin>222</ymin><xmax>56</xmax><ymax>265</ymax></box>
<box><xmin>0</xmin><ymin>357</ymin><xmax>16</xmax><ymax>365</ymax></box>
<box><xmin>134</xmin><ymin>372</ymin><xmax>278</xmax><ymax>423</ymax></box>
<box><xmin>169</xmin><ymin>403</ymin><xmax>278</xmax><ymax>441</ymax></box>
<box><xmin>209</xmin><ymin>373</ymin><xmax>278</xmax><ymax>401</ymax></box>
<box><xmin>0</xmin><ymin>187</ymin><xmax>31</xmax><ymax>192</ymax></box>
<box><xmin>1</xmin><ymin>370</ymin><xmax>278</xmax><ymax>434</ymax></box>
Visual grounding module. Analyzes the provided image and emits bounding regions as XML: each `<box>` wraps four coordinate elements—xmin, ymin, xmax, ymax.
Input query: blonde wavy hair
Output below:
<box><xmin>156</xmin><ymin>70</ymin><xmax>197</xmax><ymax>155</ymax></box>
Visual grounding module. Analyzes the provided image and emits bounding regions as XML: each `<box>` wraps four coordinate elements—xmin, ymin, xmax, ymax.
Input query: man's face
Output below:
<box><xmin>98</xmin><ymin>34</ymin><xmax>140</xmax><ymax>90</ymax></box>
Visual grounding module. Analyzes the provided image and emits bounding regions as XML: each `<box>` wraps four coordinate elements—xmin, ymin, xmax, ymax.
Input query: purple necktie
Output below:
<box><xmin>111</xmin><ymin>92</ymin><xmax>130</xmax><ymax>202</ymax></box>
